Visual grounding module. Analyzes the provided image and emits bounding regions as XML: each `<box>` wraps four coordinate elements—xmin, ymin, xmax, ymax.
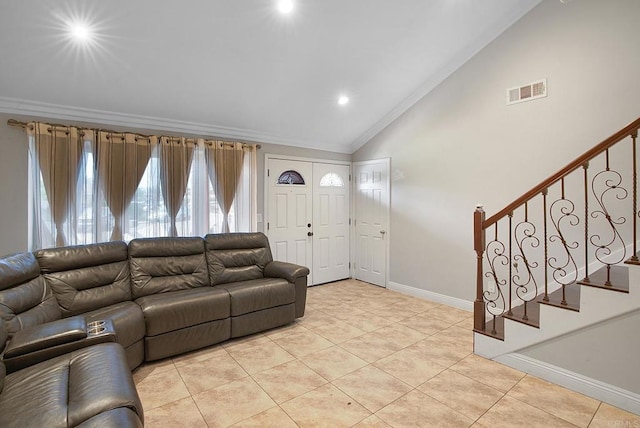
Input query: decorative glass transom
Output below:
<box><xmin>277</xmin><ymin>170</ymin><xmax>305</xmax><ymax>185</ymax></box>
<box><xmin>319</xmin><ymin>172</ymin><xmax>344</xmax><ymax>187</ymax></box>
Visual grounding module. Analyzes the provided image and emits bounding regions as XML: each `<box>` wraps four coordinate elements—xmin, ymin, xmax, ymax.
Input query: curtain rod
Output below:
<box><xmin>6</xmin><ymin>119</ymin><xmax>262</xmax><ymax>149</ymax></box>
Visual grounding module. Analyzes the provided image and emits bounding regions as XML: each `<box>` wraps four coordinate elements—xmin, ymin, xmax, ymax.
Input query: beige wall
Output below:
<box><xmin>353</xmin><ymin>0</ymin><xmax>640</xmax><ymax>301</ymax></box>
<box><xmin>0</xmin><ymin>112</ymin><xmax>348</xmax><ymax>255</ymax></box>
<box><xmin>0</xmin><ymin>113</ymin><xmax>31</xmax><ymax>255</ymax></box>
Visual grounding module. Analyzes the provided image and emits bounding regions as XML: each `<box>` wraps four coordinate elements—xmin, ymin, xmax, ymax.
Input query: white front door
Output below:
<box><xmin>267</xmin><ymin>159</ymin><xmax>313</xmax><ymax>283</ymax></box>
<box><xmin>354</xmin><ymin>159</ymin><xmax>390</xmax><ymax>287</ymax></box>
<box><xmin>312</xmin><ymin>163</ymin><xmax>350</xmax><ymax>285</ymax></box>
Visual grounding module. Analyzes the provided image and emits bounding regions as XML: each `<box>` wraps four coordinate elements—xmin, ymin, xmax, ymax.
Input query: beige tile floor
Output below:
<box><xmin>133</xmin><ymin>279</ymin><xmax>640</xmax><ymax>427</ymax></box>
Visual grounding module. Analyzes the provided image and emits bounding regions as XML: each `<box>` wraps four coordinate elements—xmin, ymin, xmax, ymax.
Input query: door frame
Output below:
<box><xmin>264</xmin><ymin>154</ymin><xmax>352</xmax><ymax>284</ymax></box>
<box><xmin>352</xmin><ymin>158</ymin><xmax>391</xmax><ymax>287</ymax></box>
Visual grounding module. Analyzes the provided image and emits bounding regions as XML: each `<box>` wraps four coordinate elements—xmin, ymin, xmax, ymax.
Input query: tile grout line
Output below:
<box><xmin>502</xmin><ymin>374</ymin><xmax>599</xmax><ymax>428</ymax></box>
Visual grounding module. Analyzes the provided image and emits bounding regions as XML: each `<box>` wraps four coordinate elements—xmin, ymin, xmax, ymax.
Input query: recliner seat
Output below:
<box><xmin>0</xmin><ymin>319</ymin><xmax>144</xmax><ymax>428</ymax></box>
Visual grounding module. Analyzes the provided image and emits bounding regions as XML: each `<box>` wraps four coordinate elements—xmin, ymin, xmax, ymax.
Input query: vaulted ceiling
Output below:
<box><xmin>0</xmin><ymin>0</ymin><xmax>540</xmax><ymax>153</ymax></box>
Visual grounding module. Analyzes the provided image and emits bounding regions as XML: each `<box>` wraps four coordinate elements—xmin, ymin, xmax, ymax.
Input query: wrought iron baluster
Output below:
<box><xmin>542</xmin><ymin>188</ymin><xmax>549</xmax><ymax>301</ymax></box>
<box><xmin>589</xmin><ymin>148</ymin><xmax>628</xmax><ymax>286</ymax></box>
<box><xmin>484</xmin><ymin>223</ymin><xmax>508</xmax><ymax>334</ymax></box>
<box><xmin>584</xmin><ymin>162</ymin><xmax>590</xmax><ymax>281</ymax></box>
<box><xmin>632</xmin><ymin>132</ymin><xmax>639</xmax><ymax>263</ymax></box>
<box><xmin>548</xmin><ymin>177</ymin><xmax>580</xmax><ymax>306</ymax></box>
<box><xmin>512</xmin><ymin>201</ymin><xmax>539</xmax><ymax>321</ymax></box>
<box><xmin>508</xmin><ymin>213</ymin><xmax>513</xmax><ymax>316</ymax></box>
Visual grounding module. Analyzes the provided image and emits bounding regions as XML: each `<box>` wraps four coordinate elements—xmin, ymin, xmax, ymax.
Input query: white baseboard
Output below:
<box><xmin>387</xmin><ymin>281</ymin><xmax>473</xmax><ymax>312</ymax></box>
<box><xmin>495</xmin><ymin>353</ymin><xmax>640</xmax><ymax>415</ymax></box>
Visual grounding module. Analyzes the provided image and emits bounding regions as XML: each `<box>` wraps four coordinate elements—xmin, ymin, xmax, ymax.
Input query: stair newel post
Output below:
<box><xmin>584</xmin><ymin>162</ymin><xmax>590</xmax><ymax>281</ymax></box>
<box><xmin>632</xmin><ymin>131</ymin><xmax>638</xmax><ymax>263</ymax></box>
<box><xmin>473</xmin><ymin>205</ymin><xmax>486</xmax><ymax>332</ymax></box>
<box><xmin>542</xmin><ymin>188</ymin><xmax>549</xmax><ymax>301</ymax></box>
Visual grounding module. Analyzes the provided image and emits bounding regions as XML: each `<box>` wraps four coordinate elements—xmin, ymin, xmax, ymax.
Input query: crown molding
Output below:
<box><xmin>349</xmin><ymin>0</ymin><xmax>542</xmax><ymax>153</ymax></box>
<box><xmin>0</xmin><ymin>96</ymin><xmax>352</xmax><ymax>154</ymax></box>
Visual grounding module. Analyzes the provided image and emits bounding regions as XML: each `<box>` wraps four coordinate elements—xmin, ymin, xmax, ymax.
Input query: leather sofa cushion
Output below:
<box><xmin>82</xmin><ymin>301</ymin><xmax>145</xmax><ymax>349</ymax></box>
<box><xmin>205</xmin><ymin>233</ymin><xmax>273</xmax><ymax>285</ymax></box>
<box><xmin>0</xmin><ymin>343</ymin><xmax>143</xmax><ymax>428</ymax></box>
<box><xmin>135</xmin><ymin>287</ymin><xmax>230</xmax><ymax>336</ymax></box>
<box><xmin>0</xmin><ymin>319</ymin><xmax>6</xmax><ymax>392</ymax></box>
<box><xmin>0</xmin><ymin>361</ymin><xmax>4</xmax><ymax>395</ymax></box>
<box><xmin>129</xmin><ymin>237</ymin><xmax>209</xmax><ymax>298</ymax></box>
<box><xmin>35</xmin><ymin>242</ymin><xmax>132</xmax><ymax>317</ymax></box>
<box><xmin>0</xmin><ymin>252</ymin><xmax>41</xmax><ymax>290</ymax></box>
<box><xmin>0</xmin><ymin>253</ymin><xmax>61</xmax><ymax>337</ymax></box>
<box><xmin>220</xmin><ymin>278</ymin><xmax>294</xmax><ymax>316</ymax></box>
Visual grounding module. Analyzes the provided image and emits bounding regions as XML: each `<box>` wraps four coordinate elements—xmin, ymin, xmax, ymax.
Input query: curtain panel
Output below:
<box><xmin>205</xmin><ymin>141</ymin><xmax>244</xmax><ymax>233</ymax></box>
<box><xmin>96</xmin><ymin>132</ymin><xmax>155</xmax><ymax>241</ymax></box>
<box><xmin>26</xmin><ymin>121</ymin><xmax>257</xmax><ymax>250</ymax></box>
<box><xmin>28</xmin><ymin>122</ymin><xmax>86</xmax><ymax>248</ymax></box>
<box><xmin>159</xmin><ymin>137</ymin><xmax>195</xmax><ymax>237</ymax></box>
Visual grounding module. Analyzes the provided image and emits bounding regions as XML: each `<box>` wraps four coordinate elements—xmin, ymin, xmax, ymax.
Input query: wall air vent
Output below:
<box><xmin>507</xmin><ymin>78</ymin><xmax>547</xmax><ymax>105</ymax></box>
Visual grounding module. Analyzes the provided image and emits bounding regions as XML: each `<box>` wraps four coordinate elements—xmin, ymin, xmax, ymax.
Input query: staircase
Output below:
<box><xmin>473</xmin><ymin>117</ymin><xmax>640</xmax><ymax>361</ymax></box>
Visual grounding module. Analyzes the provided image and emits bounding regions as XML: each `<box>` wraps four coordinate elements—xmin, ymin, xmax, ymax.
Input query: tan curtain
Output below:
<box><xmin>159</xmin><ymin>137</ymin><xmax>194</xmax><ymax>236</ymax></box>
<box><xmin>96</xmin><ymin>132</ymin><xmax>154</xmax><ymax>241</ymax></box>
<box><xmin>28</xmin><ymin>122</ymin><xmax>84</xmax><ymax>247</ymax></box>
<box><xmin>205</xmin><ymin>141</ymin><xmax>245</xmax><ymax>233</ymax></box>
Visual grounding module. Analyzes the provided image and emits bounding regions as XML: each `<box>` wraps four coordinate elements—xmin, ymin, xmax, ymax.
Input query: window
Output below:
<box><xmin>277</xmin><ymin>170</ymin><xmax>305</xmax><ymax>185</ymax></box>
<box><xmin>319</xmin><ymin>172</ymin><xmax>344</xmax><ymax>187</ymax></box>
<box><xmin>28</xmin><ymin>125</ymin><xmax>257</xmax><ymax>250</ymax></box>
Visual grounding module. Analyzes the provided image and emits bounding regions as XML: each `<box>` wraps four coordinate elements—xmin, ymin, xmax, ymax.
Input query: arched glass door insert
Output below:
<box><xmin>319</xmin><ymin>172</ymin><xmax>344</xmax><ymax>187</ymax></box>
<box><xmin>277</xmin><ymin>170</ymin><xmax>305</xmax><ymax>185</ymax></box>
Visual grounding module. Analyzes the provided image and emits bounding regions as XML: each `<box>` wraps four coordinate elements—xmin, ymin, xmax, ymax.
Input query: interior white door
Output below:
<box><xmin>354</xmin><ymin>159</ymin><xmax>390</xmax><ymax>287</ymax></box>
<box><xmin>267</xmin><ymin>159</ymin><xmax>313</xmax><ymax>283</ymax></box>
<box><xmin>312</xmin><ymin>163</ymin><xmax>350</xmax><ymax>285</ymax></box>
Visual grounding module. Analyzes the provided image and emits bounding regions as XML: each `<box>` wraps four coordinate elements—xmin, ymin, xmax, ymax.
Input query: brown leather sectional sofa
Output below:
<box><xmin>0</xmin><ymin>232</ymin><xmax>309</xmax><ymax>428</ymax></box>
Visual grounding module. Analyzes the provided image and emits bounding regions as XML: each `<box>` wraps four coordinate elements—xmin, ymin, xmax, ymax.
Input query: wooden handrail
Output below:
<box><xmin>484</xmin><ymin>117</ymin><xmax>640</xmax><ymax>229</ymax></box>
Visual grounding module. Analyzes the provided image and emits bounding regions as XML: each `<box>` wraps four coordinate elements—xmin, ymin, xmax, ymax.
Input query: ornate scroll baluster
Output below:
<box><xmin>512</xmin><ymin>202</ymin><xmax>539</xmax><ymax>320</ymax></box>
<box><xmin>589</xmin><ymin>149</ymin><xmax>628</xmax><ymax>285</ymax></box>
<box><xmin>548</xmin><ymin>178</ymin><xmax>580</xmax><ymax>305</ymax></box>
<box><xmin>484</xmin><ymin>224</ymin><xmax>508</xmax><ymax>334</ymax></box>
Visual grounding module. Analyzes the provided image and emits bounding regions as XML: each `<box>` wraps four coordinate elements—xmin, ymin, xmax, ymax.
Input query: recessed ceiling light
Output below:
<box><xmin>338</xmin><ymin>96</ymin><xmax>349</xmax><ymax>105</ymax></box>
<box><xmin>69</xmin><ymin>23</ymin><xmax>92</xmax><ymax>42</ymax></box>
<box><xmin>278</xmin><ymin>0</ymin><xmax>294</xmax><ymax>14</ymax></box>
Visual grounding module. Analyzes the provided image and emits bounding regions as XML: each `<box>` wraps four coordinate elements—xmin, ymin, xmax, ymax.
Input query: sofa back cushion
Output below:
<box><xmin>0</xmin><ymin>318</ymin><xmax>7</xmax><ymax>392</ymax></box>
<box><xmin>129</xmin><ymin>237</ymin><xmax>209</xmax><ymax>298</ymax></box>
<box><xmin>35</xmin><ymin>242</ymin><xmax>132</xmax><ymax>317</ymax></box>
<box><xmin>0</xmin><ymin>252</ymin><xmax>61</xmax><ymax>337</ymax></box>
<box><xmin>204</xmin><ymin>233</ymin><xmax>273</xmax><ymax>285</ymax></box>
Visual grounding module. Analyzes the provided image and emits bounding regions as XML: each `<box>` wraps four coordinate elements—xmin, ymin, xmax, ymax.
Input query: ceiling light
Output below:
<box><xmin>338</xmin><ymin>96</ymin><xmax>349</xmax><ymax>105</ymax></box>
<box><xmin>278</xmin><ymin>0</ymin><xmax>294</xmax><ymax>14</ymax></box>
<box><xmin>69</xmin><ymin>23</ymin><xmax>92</xmax><ymax>42</ymax></box>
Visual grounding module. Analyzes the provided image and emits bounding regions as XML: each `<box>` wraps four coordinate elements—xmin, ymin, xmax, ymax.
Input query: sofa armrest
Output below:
<box><xmin>264</xmin><ymin>261</ymin><xmax>309</xmax><ymax>318</ymax></box>
<box><xmin>4</xmin><ymin>317</ymin><xmax>87</xmax><ymax>358</ymax></box>
<box><xmin>264</xmin><ymin>261</ymin><xmax>310</xmax><ymax>283</ymax></box>
<box><xmin>3</xmin><ymin>317</ymin><xmax>116</xmax><ymax>373</ymax></box>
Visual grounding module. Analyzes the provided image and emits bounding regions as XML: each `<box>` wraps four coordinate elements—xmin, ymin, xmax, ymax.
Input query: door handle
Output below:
<box><xmin>380</xmin><ymin>230</ymin><xmax>386</xmax><ymax>235</ymax></box>
<box><xmin>308</xmin><ymin>232</ymin><xmax>314</xmax><ymax>237</ymax></box>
